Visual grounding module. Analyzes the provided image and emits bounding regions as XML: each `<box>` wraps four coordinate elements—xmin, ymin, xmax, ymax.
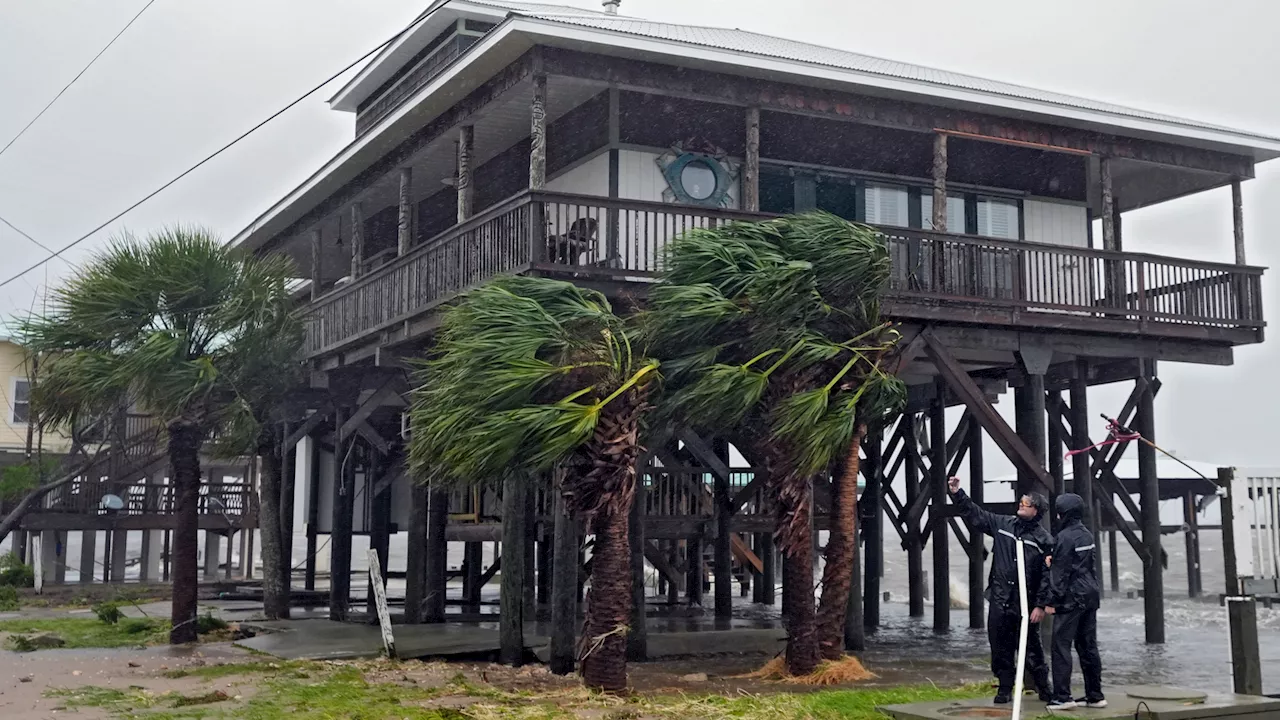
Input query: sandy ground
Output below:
<box><xmin>0</xmin><ymin>643</ymin><xmax>253</xmax><ymax>720</ymax></box>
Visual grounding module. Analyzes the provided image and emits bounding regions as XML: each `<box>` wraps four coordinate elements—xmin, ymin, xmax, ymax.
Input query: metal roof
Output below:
<box><xmin>471</xmin><ymin>0</ymin><xmax>1277</xmax><ymax>142</ymax></box>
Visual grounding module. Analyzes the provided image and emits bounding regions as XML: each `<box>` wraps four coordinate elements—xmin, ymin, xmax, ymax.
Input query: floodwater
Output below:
<box><xmin>8</xmin><ymin>516</ymin><xmax>1278</xmax><ymax>695</ymax></box>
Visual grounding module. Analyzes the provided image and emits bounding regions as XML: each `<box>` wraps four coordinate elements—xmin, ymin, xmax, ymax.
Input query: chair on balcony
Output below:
<box><xmin>545</xmin><ymin>217</ymin><xmax>598</xmax><ymax>265</ymax></box>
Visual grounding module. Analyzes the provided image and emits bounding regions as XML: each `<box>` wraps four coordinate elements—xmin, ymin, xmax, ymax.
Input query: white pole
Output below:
<box><xmin>1012</xmin><ymin>539</ymin><xmax>1029</xmax><ymax>720</ymax></box>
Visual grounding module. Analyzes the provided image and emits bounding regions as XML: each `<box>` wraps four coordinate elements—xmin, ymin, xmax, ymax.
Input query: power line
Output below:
<box><xmin>0</xmin><ymin>6</ymin><xmax>442</xmax><ymax>293</ymax></box>
<box><xmin>0</xmin><ymin>213</ymin><xmax>56</xmax><ymax>255</ymax></box>
<box><xmin>0</xmin><ymin>0</ymin><xmax>157</xmax><ymax>163</ymax></box>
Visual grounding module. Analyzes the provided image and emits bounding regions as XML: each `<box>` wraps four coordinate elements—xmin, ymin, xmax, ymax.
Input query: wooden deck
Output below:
<box><xmin>302</xmin><ymin>192</ymin><xmax>1265</xmax><ymax>359</ymax></box>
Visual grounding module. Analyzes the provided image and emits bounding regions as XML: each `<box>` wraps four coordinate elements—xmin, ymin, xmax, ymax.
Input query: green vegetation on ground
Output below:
<box><xmin>45</xmin><ymin>659</ymin><xmax>987</xmax><ymax>720</ymax></box>
<box><xmin>0</xmin><ymin>616</ymin><xmax>171</xmax><ymax>649</ymax></box>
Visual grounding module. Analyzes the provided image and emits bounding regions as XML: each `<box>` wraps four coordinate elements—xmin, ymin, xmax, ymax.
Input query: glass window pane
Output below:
<box><xmin>816</xmin><ymin>180</ymin><xmax>858</xmax><ymax>221</ymax></box>
<box><xmin>13</xmin><ymin>379</ymin><xmax>29</xmax><ymax>403</ymax></box>
<box><xmin>921</xmin><ymin>195</ymin><xmax>966</xmax><ymax>232</ymax></box>
<box><xmin>759</xmin><ymin>172</ymin><xmax>795</xmax><ymax>214</ymax></box>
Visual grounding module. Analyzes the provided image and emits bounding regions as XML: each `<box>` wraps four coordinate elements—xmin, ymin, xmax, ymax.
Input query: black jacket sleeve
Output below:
<box><xmin>951</xmin><ymin>488</ymin><xmax>1010</xmax><ymax>538</ymax></box>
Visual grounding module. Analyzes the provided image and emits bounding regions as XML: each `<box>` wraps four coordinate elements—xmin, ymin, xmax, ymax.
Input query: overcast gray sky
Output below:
<box><xmin>0</xmin><ymin>0</ymin><xmax>1276</xmax><ymax>467</ymax></box>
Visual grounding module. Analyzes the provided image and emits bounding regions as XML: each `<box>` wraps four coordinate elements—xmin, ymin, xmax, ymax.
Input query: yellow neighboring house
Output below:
<box><xmin>0</xmin><ymin>337</ymin><xmax>72</xmax><ymax>458</ymax></box>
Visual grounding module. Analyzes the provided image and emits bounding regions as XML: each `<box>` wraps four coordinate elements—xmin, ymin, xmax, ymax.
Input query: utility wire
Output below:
<box><xmin>0</xmin><ymin>0</ymin><xmax>157</xmax><ymax>163</ymax></box>
<box><xmin>0</xmin><ymin>5</ymin><xmax>442</xmax><ymax>293</ymax></box>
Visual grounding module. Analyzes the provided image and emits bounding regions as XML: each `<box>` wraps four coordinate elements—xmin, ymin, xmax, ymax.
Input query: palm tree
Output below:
<box><xmin>407</xmin><ymin>275</ymin><xmax>658</xmax><ymax>694</ymax></box>
<box><xmin>644</xmin><ymin>212</ymin><xmax>903</xmax><ymax>675</ymax></box>
<box><xmin>19</xmin><ymin>227</ymin><xmax>300</xmax><ymax>643</ymax></box>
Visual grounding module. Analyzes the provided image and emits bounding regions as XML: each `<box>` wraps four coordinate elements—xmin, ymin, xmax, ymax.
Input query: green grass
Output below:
<box><xmin>0</xmin><ymin>617</ymin><xmax>170</xmax><ymax>649</ymax></box>
<box><xmin>45</xmin><ymin>661</ymin><xmax>986</xmax><ymax>720</ymax></box>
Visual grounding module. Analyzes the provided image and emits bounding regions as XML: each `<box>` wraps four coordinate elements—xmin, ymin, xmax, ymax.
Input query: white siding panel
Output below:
<box><xmin>546</xmin><ymin>151</ymin><xmax>610</xmax><ymax>196</ymax></box>
<box><xmin>1023</xmin><ymin>200</ymin><xmax>1092</xmax><ymax>312</ymax></box>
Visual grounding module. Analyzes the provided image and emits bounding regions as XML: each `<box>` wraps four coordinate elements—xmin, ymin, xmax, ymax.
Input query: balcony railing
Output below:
<box><xmin>42</xmin><ymin>479</ymin><xmax>254</xmax><ymax>518</ymax></box>
<box><xmin>302</xmin><ymin>191</ymin><xmax>1266</xmax><ymax>356</ymax></box>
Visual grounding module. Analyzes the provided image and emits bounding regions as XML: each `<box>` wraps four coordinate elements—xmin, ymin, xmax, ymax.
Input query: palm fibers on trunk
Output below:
<box><xmin>257</xmin><ymin>430</ymin><xmax>289</xmax><ymax>620</ymax></box>
<box><xmin>168</xmin><ymin>420</ymin><xmax>203</xmax><ymax>644</ymax></box>
<box><xmin>776</xmin><ymin>469</ymin><xmax>820</xmax><ymax>676</ymax></box>
<box><xmin>816</xmin><ymin>427</ymin><xmax>863</xmax><ymax>660</ymax></box>
<box><xmin>567</xmin><ymin>393</ymin><xmax>647</xmax><ymax>694</ymax></box>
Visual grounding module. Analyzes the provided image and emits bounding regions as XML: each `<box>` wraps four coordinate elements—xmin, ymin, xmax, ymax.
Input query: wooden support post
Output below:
<box><xmin>628</xmin><ymin>469</ymin><xmax>648</xmax><ymax>661</ymax></box>
<box><xmin>529</xmin><ymin>73</ymin><xmax>547</xmax><ymax>190</ymax></box>
<box><xmin>79</xmin><ymin>530</ymin><xmax>96</xmax><ymax>584</ymax></box>
<box><xmin>931</xmin><ymin>133</ymin><xmax>949</xmax><ymax>234</ymax></box>
<box><xmin>905</xmin><ymin>415</ymin><xmax>925</xmax><ymax>618</ymax></box>
<box><xmin>929</xmin><ymin>383</ymin><xmax>949</xmax><ymax>633</ymax></box>
<box><xmin>1136</xmin><ymin>361</ymin><xmax>1164</xmax><ymax>643</ymax></box>
<box><xmin>305</xmin><ymin>440</ymin><xmax>320</xmax><ymax>592</ymax></box>
<box><xmin>368</xmin><ymin>461</ymin><xmax>392</xmax><ymax>615</ymax></box>
<box><xmin>862</xmin><ymin>427</ymin><xmax>882</xmax><ymax>630</ymax></box>
<box><xmin>1228</xmin><ymin>597</ymin><xmax>1264</xmax><ymax>695</ymax></box>
<box><xmin>405</xmin><ymin>482</ymin><xmax>428</xmax><ymax>624</ymax></box>
<box><xmin>1069</xmin><ymin>361</ymin><xmax>1101</xmax><ymax>591</ymax></box>
<box><xmin>1013</xmin><ymin>377</ymin><xmax>1047</xmax><ymax>501</ymax></box>
<box><xmin>349</xmin><ymin>203</ymin><xmax>364</xmax><ymax>280</ymax></box>
<box><xmin>457</xmin><ymin>126</ymin><xmax>474</xmax><ymax>222</ymax></box>
<box><xmin>550</xmin><ymin>488</ymin><xmax>578</xmax><ymax>675</ymax></box>
<box><xmin>1100</xmin><ymin>157</ymin><xmax>1116</xmax><ymax>251</ymax></box>
<box><xmin>1046</xmin><ymin>390</ymin><xmax>1065</xmax><ymax>517</ymax></box>
<box><xmin>686</xmin><ymin>534</ymin><xmax>704</xmax><ymax>606</ymax></box>
<box><xmin>309</xmin><ymin>229</ymin><xmax>322</xmax><ymax>301</ymax></box>
<box><xmin>397</xmin><ymin>167</ymin><xmax>413</xmax><ymax>255</ymax></box>
<box><xmin>713</xmin><ymin>440</ymin><xmax>733</xmax><ymax>619</ymax></box>
<box><xmin>464</xmin><ymin>541</ymin><xmax>483</xmax><ymax>614</ymax></box>
<box><xmin>424</xmin><ymin>488</ymin><xmax>449</xmax><ymax>623</ymax></box>
<box><xmin>743</xmin><ymin>107</ymin><xmax>761</xmax><ymax>212</ymax></box>
<box><xmin>500</xmin><ymin>474</ymin><xmax>527</xmax><ymax>665</ymax></box>
<box><xmin>537</xmin><ymin>486</ymin><xmax>552</xmax><ymax>606</ymax></box>
<box><xmin>524</xmin><ymin>483</ymin><xmax>537</xmax><ymax>620</ymax></box>
<box><xmin>330</xmin><ymin>415</ymin><xmax>355</xmax><ymax>622</ymax></box>
<box><xmin>1232</xmin><ymin>178</ymin><xmax>1246</xmax><ymax>264</ymax></box>
<box><xmin>846</xmin><ymin>453</ymin><xmax>865</xmax><ymax>650</ymax></box>
<box><xmin>967</xmin><ymin>419</ymin><xmax>985</xmax><ymax>629</ymax></box>
<box><xmin>1184</xmin><ymin>491</ymin><xmax>1202</xmax><ymax>598</ymax></box>
<box><xmin>1108</xmin><ymin>523</ymin><xmax>1120</xmax><ymax>593</ymax></box>
<box><xmin>279</xmin><ymin>425</ymin><xmax>296</xmax><ymax>599</ymax></box>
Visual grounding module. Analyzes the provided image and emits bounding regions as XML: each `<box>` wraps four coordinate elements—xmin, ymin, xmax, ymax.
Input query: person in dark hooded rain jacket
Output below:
<box><xmin>948</xmin><ymin>476</ymin><xmax>1054</xmax><ymax>704</ymax></box>
<box><xmin>1039</xmin><ymin>492</ymin><xmax>1105</xmax><ymax>711</ymax></box>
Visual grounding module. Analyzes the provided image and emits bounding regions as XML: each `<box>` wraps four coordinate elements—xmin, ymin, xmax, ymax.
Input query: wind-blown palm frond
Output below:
<box><xmin>645</xmin><ymin>211</ymin><xmax>904</xmax><ymax>676</ymax></box>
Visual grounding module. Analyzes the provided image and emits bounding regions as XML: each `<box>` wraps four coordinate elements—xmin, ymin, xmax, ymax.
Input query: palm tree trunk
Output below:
<box><xmin>168</xmin><ymin>420</ymin><xmax>203</xmax><ymax>644</ymax></box>
<box><xmin>258</xmin><ymin>430</ymin><xmax>289</xmax><ymax>620</ymax></box>
<box><xmin>581</xmin><ymin>502</ymin><xmax>631</xmax><ymax>692</ymax></box>
<box><xmin>777</xmin><ymin>474</ymin><xmax>820</xmax><ymax>676</ymax></box>
<box><xmin>816</xmin><ymin>427</ymin><xmax>863</xmax><ymax>660</ymax></box>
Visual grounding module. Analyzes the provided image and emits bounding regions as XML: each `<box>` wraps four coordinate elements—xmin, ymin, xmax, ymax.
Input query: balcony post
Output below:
<box><xmin>607</xmin><ymin>87</ymin><xmax>621</xmax><ymax>265</ymax></box>
<box><xmin>350</xmin><ymin>203</ymin><xmax>364</xmax><ymax>280</ymax></box>
<box><xmin>397</xmin><ymin>167</ymin><xmax>414</xmax><ymax>256</ymax></box>
<box><xmin>309</xmin><ymin>228</ymin><xmax>322</xmax><ymax>301</ymax></box>
<box><xmin>744</xmin><ymin>107</ymin><xmax>761</xmax><ymax>212</ymax></box>
<box><xmin>458</xmin><ymin>125</ymin><xmax>474</xmax><ymax>223</ymax></box>
<box><xmin>1232</xmin><ymin>178</ymin><xmax>1246</xmax><ymax>264</ymax></box>
<box><xmin>529</xmin><ymin>73</ymin><xmax>547</xmax><ymax>191</ymax></box>
<box><xmin>931</xmin><ymin>132</ymin><xmax>948</xmax><ymax>292</ymax></box>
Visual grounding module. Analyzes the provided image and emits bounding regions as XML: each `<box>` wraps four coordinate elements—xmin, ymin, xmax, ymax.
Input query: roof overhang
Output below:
<box><xmin>234</xmin><ymin>10</ymin><xmax>1280</xmax><ymax>253</ymax></box>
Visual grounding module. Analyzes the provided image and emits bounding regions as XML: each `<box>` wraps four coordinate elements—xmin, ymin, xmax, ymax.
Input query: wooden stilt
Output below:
<box><xmin>405</xmin><ymin>482</ymin><xmax>428</xmax><ymax>624</ymax></box>
<box><xmin>368</xmin><ymin>458</ymin><xmax>392</xmax><ymax>615</ymax></box>
<box><xmin>424</xmin><ymin>488</ymin><xmax>449</xmax><ymax>623</ymax></box>
<box><xmin>499</xmin><ymin>474</ymin><xmax>527</xmax><ymax>665</ymax></box>
<box><xmin>905</xmin><ymin>415</ymin><xmax>924</xmax><ymax>618</ymax></box>
<box><xmin>713</xmin><ymin>439</ymin><xmax>733</xmax><ymax>618</ymax></box>
<box><xmin>1184</xmin><ymin>491</ymin><xmax>1202</xmax><ymax>598</ymax></box>
<box><xmin>967</xmin><ymin>419</ymin><xmax>985</xmax><ymax>629</ymax></box>
<box><xmin>523</xmin><ymin>481</ymin><xmax>537</xmax><ymax>620</ymax></box>
<box><xmin>1046</xmin><ymin>390</ymin><xmax>1065</xmax><ymax>514</ymax></box>
<box><xmin>862</xmin><ymin>427</ymin><xmax>882</xmax><ymax>630</ymax></box>
<box><xmin>537</xmin><ymin>486</ymin><xmax>552</xmax><ymax>607</ymax></box>
<box><xmin>1136</xmin><ymin>364</ymin><xmax>1165</xmax><ymax>644</ymax></box>
<box><xmin>1069</xmin><ymin>360</ymin><xmax>1101</xmax><ymax>591</ymax></box>
<box><xmin>686</xmin><ymin>534</ymin><xmax>704</xmax><ymax>606</ymax></box>
<box><xmin>760</xmin><ymin>531</ymin><xmax>776</xmax><ymax>606</ymax></box>
<box><xmin>930</xmin><ymin>383</ymin><xmax>949</xmax><ymax>633</ymax></box>
<box><xmin>1108</xmin><ymin>524</ymin><xmax>1120</xmax><ymax>593</ymax></box>
<box><xmin>549</xmin><ymin>488</ymin><xmax>578</xmax><ymax>675</ymax></box>
<box><xmin>305</xmin><ymin>440</ymin><xmax>320</xmax><ymax>592</ymax></box>
<box><xmin>1013</xmin><ymin>377</ymin><xmax>1047</xmax><ymax>501</ymax></box>
<box><xmin>279</xmin><ymin>423</ymin><xmax>296</xmax><ymax>603</ymax></box>
<box><xmin>330</xmin><ymin>420</ymin><xmax>356</xmax><ymax>622</ymax></box>
<box><xmin>464</xmin><ymin>541</ymin><xmax>483</xmax><ymax>614</ymax></box>
<box><xmin>79</xmin><ymin>530</ymin><xmax>96</xmax><ymax>584</ymax></box>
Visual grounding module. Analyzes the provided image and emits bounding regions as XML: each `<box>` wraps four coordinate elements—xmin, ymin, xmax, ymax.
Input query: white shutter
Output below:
<box><xmin>977</xmin><ymin>198</ymin><xmax>1019</xmax><ymax>239</ymax></box>
<box><xmin>921</xmin><ymin>195</ymin><xmax>965</xmax><ymax>232</ymax></box>
<box><xmin>864</xmin><ymin>183</ymin><xmax>909</xmax><ymax>227</ymax></box>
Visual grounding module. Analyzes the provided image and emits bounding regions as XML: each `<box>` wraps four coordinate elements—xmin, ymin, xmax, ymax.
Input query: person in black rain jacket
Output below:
<box><xmin>1039</xmin><ymin>492</ymin><xmax>1105</xmax><ymax>711</ymax></box>
<box><xmin>948</xmin><ymin>476</ymin><xmax>1054</xmax><ymax>704</ymax></box>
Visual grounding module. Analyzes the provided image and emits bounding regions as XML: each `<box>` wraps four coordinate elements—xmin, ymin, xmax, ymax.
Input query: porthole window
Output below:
<box><xmin>680</xmin><ymin>160</ymin><xmax>718</xmax><ymax>201</ymax></box>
